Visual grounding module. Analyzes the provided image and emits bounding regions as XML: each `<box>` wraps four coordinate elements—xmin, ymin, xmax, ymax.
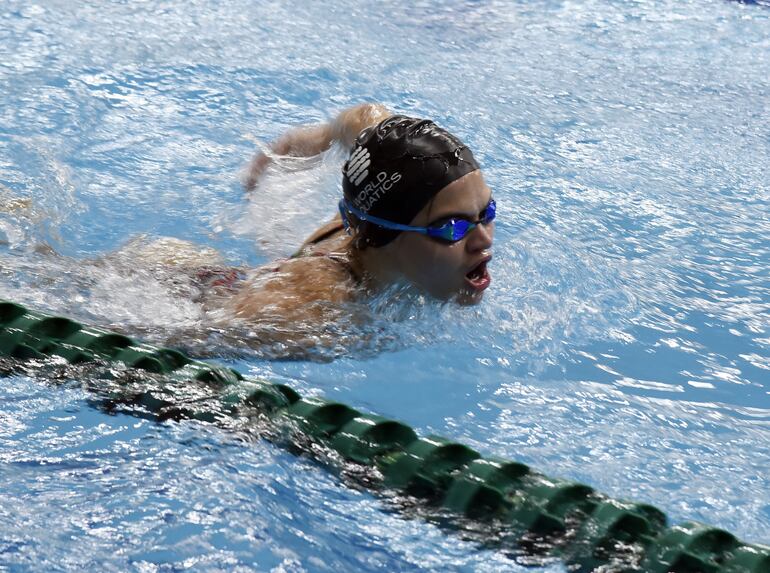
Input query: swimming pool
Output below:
<box><xmin>1</xmin><ymin>0</ymin><xmax>768</xmax><ymax>571</ymax></box>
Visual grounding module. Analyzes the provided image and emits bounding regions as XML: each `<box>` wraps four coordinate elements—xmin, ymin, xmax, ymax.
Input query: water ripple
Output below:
<box><xmin>0</xmin><ymin>0</ymin><xmax>768</xmax><ymax>567</ymax></box>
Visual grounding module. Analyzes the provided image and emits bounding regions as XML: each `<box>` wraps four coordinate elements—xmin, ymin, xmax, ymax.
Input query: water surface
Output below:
<box><xmin>1</xmin><ymin>0</ymin><xmax>768</xmax><ymax>570</ymax></box>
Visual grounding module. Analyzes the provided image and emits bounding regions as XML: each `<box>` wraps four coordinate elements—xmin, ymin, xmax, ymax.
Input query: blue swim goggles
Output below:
<box><xmin>339</xmin><ymin>197</ymin><xmax>496</xmax><ymax>243</ymax></box>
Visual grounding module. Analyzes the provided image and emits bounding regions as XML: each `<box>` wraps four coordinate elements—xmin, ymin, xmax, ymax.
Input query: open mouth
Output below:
<box><xmin>465</xmin><ymin>259</ymin><xmax>491</xmax><ymax>291</ymax></box>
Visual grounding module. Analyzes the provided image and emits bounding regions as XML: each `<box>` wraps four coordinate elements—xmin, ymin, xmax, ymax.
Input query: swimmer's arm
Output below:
<box><xmin>221</xmin><ymin>257</ymin><xmax>379</xmax><ymax>359</ymax></box>
<box><xmin>328</xmin><ymin>103</ymin><xmax>392</xmax><ymax>149</ymax></box>
<box><xmin>244</xmin><ymin>103</ymin><xmax>391</xmax><ymax>190</ymax></box>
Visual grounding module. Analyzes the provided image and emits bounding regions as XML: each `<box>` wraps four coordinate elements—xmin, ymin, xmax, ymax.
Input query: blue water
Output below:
<box><xmin>1</xmin><ymin>0</ymin><xmax>769</xmax><ymax>571</ymax></box>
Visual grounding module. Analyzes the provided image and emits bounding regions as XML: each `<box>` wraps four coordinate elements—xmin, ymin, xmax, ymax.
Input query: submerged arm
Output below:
<box><xmin>244</xmin><ymin>103</ymin><xmax>391</xmax><ymax>191</ymax></box>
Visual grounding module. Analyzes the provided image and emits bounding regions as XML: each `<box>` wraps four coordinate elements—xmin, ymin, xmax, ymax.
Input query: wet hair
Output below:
<box><xmin>341</xmin><ymin>115</ymin><xmax>479</xmax><ymax>247</ymax></box>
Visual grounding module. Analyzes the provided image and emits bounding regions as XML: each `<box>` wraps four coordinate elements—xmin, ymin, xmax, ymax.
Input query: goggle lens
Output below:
<box><xmin>426</xmin><ymin>199</ymin><xmax>496</xmax><ymax>243</ymax></box>
<box><xmin>484</xmin><ymin>199</ymin><xmax>496</xmax><ymax>223</ymax></box>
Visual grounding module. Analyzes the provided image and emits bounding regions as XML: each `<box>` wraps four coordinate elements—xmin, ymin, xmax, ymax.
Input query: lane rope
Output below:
<box><xmin>1</xmin><ymin>299</ymin><xmax>767</xmax><ymax>572</ymax></box>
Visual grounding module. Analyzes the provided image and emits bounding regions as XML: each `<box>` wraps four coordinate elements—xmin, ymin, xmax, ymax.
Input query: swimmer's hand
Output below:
<box><xmin>244</xmin><ymin>103</ymin><xmax>390</xmax><ymax>191</ymax></box>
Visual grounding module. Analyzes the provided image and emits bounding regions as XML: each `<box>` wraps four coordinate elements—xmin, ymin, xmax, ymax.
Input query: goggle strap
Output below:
<box><xmin>338</xmin><ymin>202</ymin><xmax>352</xmax><ymax>234</ymax></box>
<box><xmin>339</xmin><ymin>198</ymin><xmax>495</xmax><ymax>243</ymax></box>
<box><xmin>339</xmin><ymin>200</ymin><xmax>430</xmax><ymax>234</ymax></box>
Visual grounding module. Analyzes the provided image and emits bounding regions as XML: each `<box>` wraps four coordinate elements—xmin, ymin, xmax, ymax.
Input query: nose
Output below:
<box><xmin>466</xmin><ymin>221</ymin><xmax>494</xmax><ymax>253</ymax></box>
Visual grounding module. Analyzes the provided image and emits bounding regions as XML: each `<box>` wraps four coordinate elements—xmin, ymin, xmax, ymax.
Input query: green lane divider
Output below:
<box><xmin>1</xmin><ymin>299</ymin><xmax>768</xmax><ymax>572</ymax></box>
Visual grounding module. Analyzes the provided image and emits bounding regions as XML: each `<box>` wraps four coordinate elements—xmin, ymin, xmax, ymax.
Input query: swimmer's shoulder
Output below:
<box><xmin>225</xmin><ymin>251</ymin><xmax>358</xmax><ymax>322</ymax></box>
<box><xmin>272</xmin><ymin>255</ymin><xmax>356</xmax><ymax>297</ymax></box>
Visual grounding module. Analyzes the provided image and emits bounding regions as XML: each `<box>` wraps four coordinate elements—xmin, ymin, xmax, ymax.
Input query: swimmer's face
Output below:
<box><xmin>388</xmin><ymin>170</ymin><xmax>494</xmax><ymax>304</ymax></box>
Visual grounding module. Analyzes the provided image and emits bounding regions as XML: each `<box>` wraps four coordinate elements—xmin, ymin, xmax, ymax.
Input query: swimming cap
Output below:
<box><xmin>341</xmin><ymin>115</ymin><xmax>479</xmax><ymax>247</ymax></box>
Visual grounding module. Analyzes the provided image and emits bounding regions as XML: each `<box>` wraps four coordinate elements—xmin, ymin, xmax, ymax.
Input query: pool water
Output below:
<box><xmin>1</xmin><ymin>0</ymin><xmax>768</xmax><ymax>571</ymax></box>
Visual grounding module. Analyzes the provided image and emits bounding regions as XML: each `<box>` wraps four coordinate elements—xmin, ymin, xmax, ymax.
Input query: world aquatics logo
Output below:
<box><xmin>346</xmin><ymin>145</ymin><xmax>370</xmax><ymax>187</ymax></box>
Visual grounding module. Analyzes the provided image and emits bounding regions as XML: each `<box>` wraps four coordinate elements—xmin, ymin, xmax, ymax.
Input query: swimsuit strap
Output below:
<box><xmin>305</xmin><ymin>222</ymin><xmax>346</xmax><ymax>246</ymax></box>
<box><xmin>288</xmin><ymin>225</ymin><xmax>361</xmax><ymax>281</ymax></box>
<box><xmin>290</xmin><ymin>221</ymin><xmax>347</xmax><ymax>259</ymax></box>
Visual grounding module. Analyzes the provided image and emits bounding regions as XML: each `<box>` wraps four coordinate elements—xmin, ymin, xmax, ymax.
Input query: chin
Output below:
<box><xmin>456</xmin><ymin>289</ymin><xmax>485</xmax><ymax>306</ymax></box>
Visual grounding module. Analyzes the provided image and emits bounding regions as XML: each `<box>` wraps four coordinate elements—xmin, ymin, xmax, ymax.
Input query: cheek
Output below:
<box><xmin>399</xmin><ymin>238</ymin><xmax>431</xmax><ymax>276</ymax></box>
<box><xmin>400</xmin><ymin>237</ymin><xmax>463</xmax><ymax>283</ymax></box>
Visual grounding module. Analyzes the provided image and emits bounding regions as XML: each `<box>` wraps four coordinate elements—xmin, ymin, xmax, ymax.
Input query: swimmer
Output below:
<box><xmin>227</xmin><ymin>104</ymin><xmax>495</xmax><ymax>325</ymax></box>
<box><xmin>1</xmin><ymin>105</ymin><xmax>495</xmax><ymax>357</ymax></box>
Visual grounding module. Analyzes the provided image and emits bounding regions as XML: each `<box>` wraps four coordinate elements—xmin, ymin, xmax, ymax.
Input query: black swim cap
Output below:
<box><xmin>341</xmin><ymin>115</ymin><xmax>479</xmax><ymax>247</ymax></box>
